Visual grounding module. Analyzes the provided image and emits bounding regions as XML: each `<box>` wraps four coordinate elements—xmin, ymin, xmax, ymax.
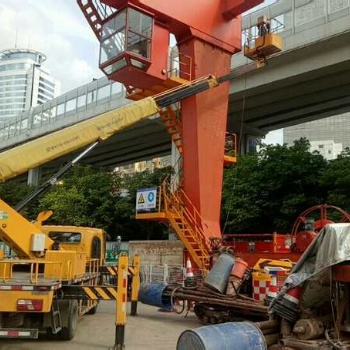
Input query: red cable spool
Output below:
<box><xmin>294</xmin><ymin>230</ymin><xmax>317</xmax><ymax>253</ymax></box>
<box><xmin>291</xmin><ymin>204</ymin><xmax>350</xmax><ymax>252</ymax></box>
<box><xmin>313</xmin><ymin>219</ymin><xmax>334</xmax><ymax>232</ymax></box>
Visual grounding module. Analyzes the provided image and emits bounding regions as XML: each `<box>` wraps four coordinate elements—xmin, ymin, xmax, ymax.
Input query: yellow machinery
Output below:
<box><xmin>243</xmin><ymin>16</ymin><xmax>283</xmax><ymax>64</ymax></box>
<box><xmin>0</xmin><ymin>197</ymin><xmax>140</xmax><ymax>342</ymax></box>
<box><xmin>0</xmin><ymin>99</ymin><xmax>157</xmax><ymax>342</ymax></box>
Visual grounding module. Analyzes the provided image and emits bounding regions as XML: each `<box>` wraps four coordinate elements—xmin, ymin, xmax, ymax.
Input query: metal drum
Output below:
<box><xmin>138</xmin><ymin>283</ymin><xmax>172</xmax><ymax>309</ymax></box>
<box><xmin>177</xmin><ymin>321</ymin><xmax>267</xmax><ymax>350</ymax></box>
<box><xmin>204</xmin><ymin>253</ymin><xmax>235</xmax><ymax>293</ymax></box>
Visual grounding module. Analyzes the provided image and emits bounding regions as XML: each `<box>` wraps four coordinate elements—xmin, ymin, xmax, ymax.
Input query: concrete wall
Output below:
<box><xmin>128</xmin><ymin>240</ymin><xmax>184</xmax><ymax>266</ymax></box>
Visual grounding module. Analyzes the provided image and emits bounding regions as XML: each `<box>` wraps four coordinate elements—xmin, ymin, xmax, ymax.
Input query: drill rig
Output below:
<box><xmin>77</xmin><ymin>0</ymin><xmax>282</xmax><ymax>270</ymax></box>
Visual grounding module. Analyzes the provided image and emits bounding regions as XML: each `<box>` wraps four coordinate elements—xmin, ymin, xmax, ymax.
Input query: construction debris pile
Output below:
<box><xmin>174</xmin><ymin>223</ymin><xmax>350</xmax><ymax>350</ymax></box>
<box><xmin>139</xmin><ymin>224</ymin><xmax>350</xmax><ymax>349</ymax></box>
<box><xmin>139</xmin><ymin>253</ymin><xmax>292</xmax><ymax>324</ymax></box>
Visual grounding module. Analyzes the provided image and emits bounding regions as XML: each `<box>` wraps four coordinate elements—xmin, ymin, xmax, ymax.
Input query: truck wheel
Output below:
<box><xmin>60</xmin><ymin>300</ymin><xmax>79</xmax><ymax>341</ymax></box>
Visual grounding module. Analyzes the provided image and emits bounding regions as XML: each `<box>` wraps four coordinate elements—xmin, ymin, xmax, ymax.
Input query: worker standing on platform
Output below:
<box><xmin>257</xmin><ymin>16</ymin><xmax>270</xmax><ymax>37</ymax></box>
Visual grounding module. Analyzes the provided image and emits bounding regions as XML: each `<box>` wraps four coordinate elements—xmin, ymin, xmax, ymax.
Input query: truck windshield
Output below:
<box><xmin>48</xmin><ymin>232</ymin><xmax>82</xmax><ymax>244</ymax></box>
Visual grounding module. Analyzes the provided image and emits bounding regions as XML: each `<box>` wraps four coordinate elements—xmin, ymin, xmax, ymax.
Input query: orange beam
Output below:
<box><xmin>102</xmin><ymin>0</ymin><xmax>263</xmax><ymax>53</ymax></box>
<box><xmin>179</xmin><ymin>38</ymin><xmax>232</xmax><ymax>239</ymax></box>
<box><xmin>223</xmin><ymin>0</ymin><xmax>264</xmax><ymax>20</ymax></box>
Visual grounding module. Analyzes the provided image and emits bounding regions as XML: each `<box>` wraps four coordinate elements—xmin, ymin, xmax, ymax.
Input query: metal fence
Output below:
<box><xmin>140</xmin><ymin>264</ymin><xmax>185</xmax><ymax>286</ymax></box>
<box><xmin>140</xmin><ymin>264</ymin><xmax>206</xmax><ymax>287</ymax></box>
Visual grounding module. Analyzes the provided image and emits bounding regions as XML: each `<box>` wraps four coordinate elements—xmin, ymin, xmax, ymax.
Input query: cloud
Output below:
<box><xmin>27</xmin><ymin>0</ymin><xmax>98</xmax><ymax>43</ymax></box>
<box><xmin>0</xmin><ymin>0</ymin><xmax>103</xmax><ymax>93</ymax></box>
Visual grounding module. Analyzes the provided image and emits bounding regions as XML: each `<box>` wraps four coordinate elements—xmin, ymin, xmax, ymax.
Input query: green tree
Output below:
<box><xmin>0</xmin><ymin>180</ymin><xmax>32</xmax><ymax>206</ymax></box>
<box><xmin>37</xmin><ymin>165</ymin><xmax>173</xmax><ymax>241</ymax></box>
<box><xmin>319</xmin><ymin>148</ymin><xmax>350</xmax><ymax>212</ymax></box>
<box><xmin>0</xmin><ymin>179</ymin><xmax>38</xmax><ymax>219</ymax></box>
<box><xmin>222</xmin><ymin>152</ymin><xmax>263</xmax><ymax>232</ymax></box>
<box><xmin>222</xmin><ymin>138</ymin><xmax>328</xmax><ymax>234</ymax></box>
<box><xmin>38</xmin><ymin>165</ymin><xmax>117</xmax><ymax>231</ymax></box>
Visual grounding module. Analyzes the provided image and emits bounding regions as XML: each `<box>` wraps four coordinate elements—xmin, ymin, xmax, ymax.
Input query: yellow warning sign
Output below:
<box><xmin>138</xmin><ymin>194</ymin><xmax>145</xmax><ymax>204</ymax></box>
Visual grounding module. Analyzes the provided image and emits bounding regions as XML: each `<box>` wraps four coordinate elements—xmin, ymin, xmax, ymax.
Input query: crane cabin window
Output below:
<box><xmin>99</xmin><ymin>6</ymin><xmax>153</xmax><ymax>74</ymax></box>
<box><xmin>127</xmin><ymin>8</ymin><xmax>152</xmax><ymax>59</ymax></box>
<box><xmin>100</xmin><ymin>9</ymin><xmax>127</xmax><ymax>66</ymax></box>
<box><xmin>48</xmin><ymin>231</ymin><xmax>82</xmax><ymax>244</ymax></box>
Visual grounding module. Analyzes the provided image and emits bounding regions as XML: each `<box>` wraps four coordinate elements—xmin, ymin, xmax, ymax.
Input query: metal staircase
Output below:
<box><xmin>77</xmin><ymin>0</ymin><xmax>103</xmax><ymax>39</ymax></box>
<box><xmin>135</xmin><ymin>122</ymin><xmax>237</xmax><ymax>270</ymax></box>
<box><xmin>159</xmin><ymin>107</ymin><xmax>237</xmax><ymax>162</ymax></box>
<box><xmin>159</xmin><ymin>106</ymin><xmax>183</xmax><ymax>154</ymax></box>
<box><xmin>136</xmin><ymin>177</ymin><xmax>212</xmax><ymax>270</ymax></box>
<box><xmin>77</xmin><ymin>0</ymin><xmax>116</xmax><ymax>39</ymax></box>
<box><xmin>163</xmin><ymin>183</ymin><xmax>212</xmax><ymax>270</ymax></box>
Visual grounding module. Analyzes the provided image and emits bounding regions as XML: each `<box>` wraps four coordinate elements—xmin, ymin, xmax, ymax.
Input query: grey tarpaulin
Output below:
<box><xmin>270</xmin><ymin>223</ymin><xmax>350</xmax><ymax>312</ymax></box>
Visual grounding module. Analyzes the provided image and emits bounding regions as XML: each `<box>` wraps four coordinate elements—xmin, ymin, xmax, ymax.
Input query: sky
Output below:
<box><xmin>0</xmin><ymin>0</ymin><xmax>282</xmax><ymax>144</ymax></box>
<box><xmin>0</xmin><ymin>0</ymin><xmax>103</xmax><ymax>94</ymax></box>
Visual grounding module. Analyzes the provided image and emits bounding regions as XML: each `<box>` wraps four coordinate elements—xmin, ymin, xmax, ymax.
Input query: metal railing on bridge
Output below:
<box><xmin>0</xmin><ymin>77</ymin><xmax>129</xmax><ymax>147</ymax></box>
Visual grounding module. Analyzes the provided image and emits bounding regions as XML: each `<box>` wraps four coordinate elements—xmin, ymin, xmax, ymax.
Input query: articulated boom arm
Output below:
<box><xmin>0</xmin><ymin>98</ymin><xmax>159</xmax><ymax>183</ymax></box>
<box><xmin>15</xmin><ymin>141</ymin><xmax>100</xmax><ymax>212</ymax></box>
<box><xmin>0</xmin><ymin>199</ymin><xmax>54</xmax><ymax>259</ymax></box>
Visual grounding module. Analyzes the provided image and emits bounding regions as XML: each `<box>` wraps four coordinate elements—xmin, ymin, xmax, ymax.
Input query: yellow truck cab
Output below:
<box><xmin>40</xmin><ymin>225</ymin><xmax>107</xmax><ymax>266</ymax></box>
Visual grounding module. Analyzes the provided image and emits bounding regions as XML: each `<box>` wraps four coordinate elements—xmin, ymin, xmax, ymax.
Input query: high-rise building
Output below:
<box><xmin>283</xmin><ymin>113</ymin><xmax>350</xmax><ymax>159</ymax></box>
<box><xmin>0</xmin><ymin>49</ymin><xmax>60</xmax><ymax>123</ymax></box>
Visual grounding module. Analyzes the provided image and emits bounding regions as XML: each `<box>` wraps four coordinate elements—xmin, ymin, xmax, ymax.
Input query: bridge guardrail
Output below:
<box><xmin>0</xmin><ymin>77</ymin><xmax>128</xmax><ymax>145</ymax></box>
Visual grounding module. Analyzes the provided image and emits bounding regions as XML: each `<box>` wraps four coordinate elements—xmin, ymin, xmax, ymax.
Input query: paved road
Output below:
<box><xmin>0</xmin><ymin>302</ymin><xmax>200</xmax><ymax>350</ymax></box>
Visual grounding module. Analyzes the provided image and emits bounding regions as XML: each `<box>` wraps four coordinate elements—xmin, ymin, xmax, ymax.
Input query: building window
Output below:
<box><xmin>39</xmin><ymin>82</ymin><xmax>55</xmax><ymax>94</ymax></box>
<box><xmin>0</xmin><ymin>74</ymin><xmax>27</xmax><ymax>81</ymax></box>
<box><xmin>39</xmin><ymin>76</ymin><xmax>55</xmax><ymax>88</ymax></box>
<box><xmin>0</xmin><ymin>62</ymin><xmax>31</xmax><ymax>71</ymax></box>
<box><xmin>0</xmin><ymin>80</ymin><xmax>27</xmax><ymax>87</ymax></box>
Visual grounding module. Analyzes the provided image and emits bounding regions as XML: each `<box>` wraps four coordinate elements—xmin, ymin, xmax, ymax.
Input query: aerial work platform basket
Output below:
<box><xmin>244</xmin><ymin>16</ymin><xmax>283</xmax><ymax>63</ymax></box>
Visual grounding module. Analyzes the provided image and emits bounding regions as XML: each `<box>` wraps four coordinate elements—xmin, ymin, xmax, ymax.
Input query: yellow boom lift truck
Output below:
<box><xmin>0</xmin><ymin>141</ymin><xmax>141</xmax><ymax>345</ymax></box>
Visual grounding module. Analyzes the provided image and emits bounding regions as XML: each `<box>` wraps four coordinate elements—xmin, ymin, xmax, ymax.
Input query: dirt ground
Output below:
<box><xmin>0</xmin><ymin>301</ymin><xmax>200</xmax><ymax>350</ymax></box>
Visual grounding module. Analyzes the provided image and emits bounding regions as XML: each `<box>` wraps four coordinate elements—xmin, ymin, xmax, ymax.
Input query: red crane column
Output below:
<box><xmin>86</xmin><ymin>0</ymin><xmax>264</xmax><ymax>241</ymax></box>
<box><xmin>179</xmin><ymin>39</ymin><xmax>232</xmax><ymax>238</ymax></box>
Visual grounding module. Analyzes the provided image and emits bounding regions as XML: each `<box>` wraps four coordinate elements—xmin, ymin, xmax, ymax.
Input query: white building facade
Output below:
<box><xmin>283</xmin><ymin>114</ymin><xmax>350</xmax><ymax>160</ymax></box>
<box><xmin>0</xmin><ymin>49</ymin><xmax>60</xmax><ymax>123</ymax></box>
<box><xmin>309</xmin><ymin>140</ymin><xmax>343</xmax><ymax>161</ymax></box>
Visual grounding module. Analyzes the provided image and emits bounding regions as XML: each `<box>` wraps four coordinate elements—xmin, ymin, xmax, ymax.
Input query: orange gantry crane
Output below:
<box><xmin>78</xmin><ymin>0</ymin><xmax>281</xmax><ymax>270</ymax></box>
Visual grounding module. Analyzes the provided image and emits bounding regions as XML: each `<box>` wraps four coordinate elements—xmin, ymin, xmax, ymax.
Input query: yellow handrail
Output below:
<box><xmin>161</xmin><ymin>177</ymin><xmax>212</xmax><ymax>268</ymax></box>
